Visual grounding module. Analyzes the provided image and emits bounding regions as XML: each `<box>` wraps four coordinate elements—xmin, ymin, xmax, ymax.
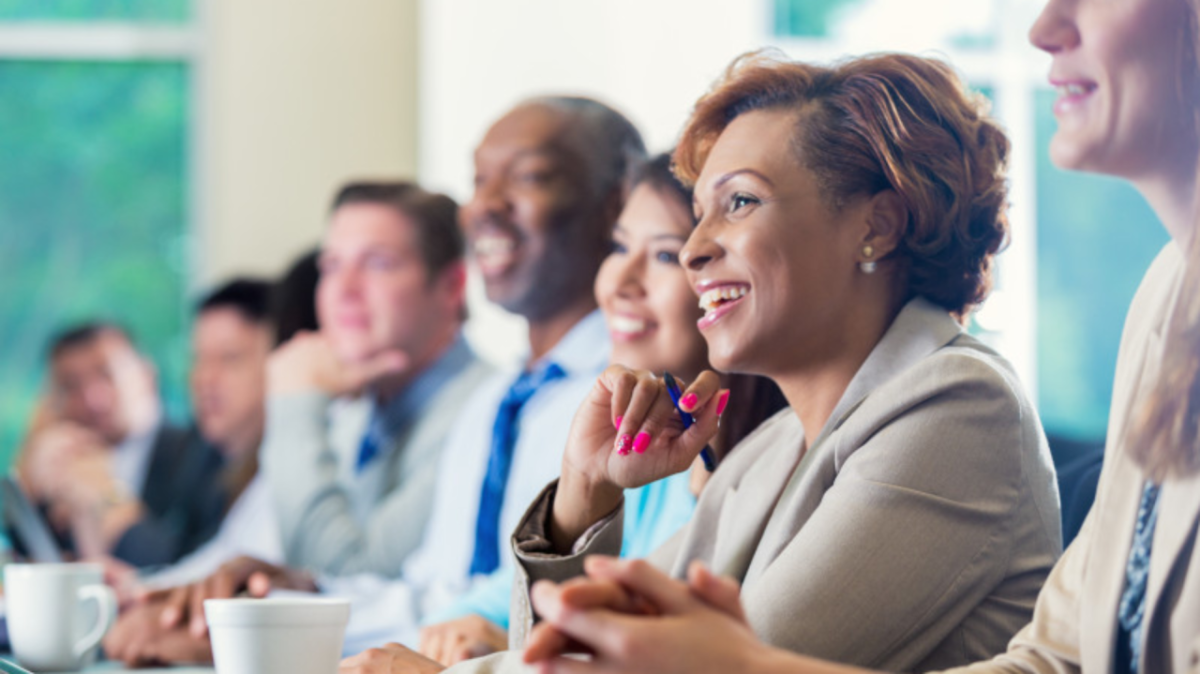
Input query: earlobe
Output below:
<box><xmin>862</xmin><ymin>189</ymin><xmax>907</xmax><ymax>257</ymax></box>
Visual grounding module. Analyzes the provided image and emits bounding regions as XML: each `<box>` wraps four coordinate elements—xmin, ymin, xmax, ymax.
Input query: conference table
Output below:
<box><xmin>14</xmin><ymin>664</ymin><xmax>213</xmax><ymax>674</ymax></box>
<box><xmin>0</xmin><ymin>658</ymin><xmax>213</xmax><ymax>674</ymax></box>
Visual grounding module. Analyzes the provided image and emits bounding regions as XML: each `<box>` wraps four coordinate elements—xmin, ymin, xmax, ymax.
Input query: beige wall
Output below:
<box><xmin>197</xmin><ymin>0</ymin><xmax>419</xmax><ymax>286</ymax></box>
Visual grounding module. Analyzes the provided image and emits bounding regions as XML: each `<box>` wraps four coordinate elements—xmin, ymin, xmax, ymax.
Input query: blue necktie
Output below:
<box><xmin>356</xmin><ymin>408</ymin><xmax>384</xmax><ymax>473</ymax></box>
<box><xmin>1115</xmin><ymin>481</ymin><xmax>1162</xmax><ymax>674</ymax></box>
<box><xmin>468</xmin><ymin>362</ymin><xmax>566</xmax><ymax>576</ymax></box>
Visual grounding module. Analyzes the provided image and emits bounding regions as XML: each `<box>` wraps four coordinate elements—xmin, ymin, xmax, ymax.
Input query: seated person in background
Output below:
<box><xmin>340</xmin><ymin>51</ymin><xmax>1062</xmax><ymax>674</ymax></box>
<box><xmin>262</xmin><ymin>181</ymin><xmax>496</xmax><ymax>578</ymax></box>
<box><xmin>107</xmin><ymin>95</ymin><xmax>667</xmax><ymax>665</ymax></box>
<box><xmin>18</xmin><ymin>323</ymin><xmax>222</xmax><ymax>567</ymax></box>
<box><xmin>414</xmin><ymin>153</ymin><xmax>787</xmax><ymax>666</ymax></box>
<box><xmin>136</xmin><ymin>278</ymin><xmax>283</xmax><ymax>588</ymax></box>
<box><xmin>104</xmin><ymin>179</ymin><xmax>494</xmax><ymax>662</ymax></box>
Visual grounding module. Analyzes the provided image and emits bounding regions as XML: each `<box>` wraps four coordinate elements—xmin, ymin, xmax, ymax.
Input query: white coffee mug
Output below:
<box><xmin>206</xmin><ymin>597</ymin><xmax>351</xmax><ymax>674</ymax></box>
<box><xmin>4</xmin><ymin>563</ymin><xmax>118</xmax><ymax>672</ymax></box>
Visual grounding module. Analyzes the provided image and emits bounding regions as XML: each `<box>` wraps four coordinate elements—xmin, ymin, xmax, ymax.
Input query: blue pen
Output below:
<box><xmin>662</xmin><ymin>372</ymin><xmax>717</xmax><ymax>472</ymax></box>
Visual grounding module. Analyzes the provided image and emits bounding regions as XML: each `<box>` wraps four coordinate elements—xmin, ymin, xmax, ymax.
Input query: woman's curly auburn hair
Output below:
<box><xmin>673</xmin><ymin>50</ymin><xmax>1010</xmax><ymax>317</ymax></box>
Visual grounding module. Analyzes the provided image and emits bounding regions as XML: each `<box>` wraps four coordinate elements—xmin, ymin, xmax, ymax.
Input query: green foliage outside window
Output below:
<box><xmin>773</xmin><ymin>0</ymin><xmax>868</xmax><ymax>37</ymax></box>
<box><xmin>0</xmin><ymin>60</ymin><xmax>190</xmax><ymax>466</ymax></box>
<box><xmin>0</xmin><ymin>0</ymin><xmax>188</xmax><ymax>22</ymax></box>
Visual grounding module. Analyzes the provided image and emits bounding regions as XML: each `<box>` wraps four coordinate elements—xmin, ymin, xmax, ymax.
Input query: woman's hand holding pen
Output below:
<box><xmin>550</xmin><ymin>366</ymin><xmax>727</xmax><ymax>552</ymax></box>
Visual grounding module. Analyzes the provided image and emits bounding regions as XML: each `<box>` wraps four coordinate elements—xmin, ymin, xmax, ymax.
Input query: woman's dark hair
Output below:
<box><xmin>631</xmin><ymin>153</ymin><xmax>693</xmax><ymax>221</ymax></box>
<box><xmin>675</xmin><ymin>50</ymin><xmax>1010</xmax><ymax>317</ymax></box>
<box><xmin>631</xmin><ymin>152</ymin><xmax>789</xmax><ymax>457</ymax></box>
<box><xmin>272</xmin><ymin>249</ymin><xmax>320</xmax><ymax>347</ymax></box>
<box><xmin>715</xmin><ymin>375</ymin><xmax>789</xmax><ymax>459</ymax></box>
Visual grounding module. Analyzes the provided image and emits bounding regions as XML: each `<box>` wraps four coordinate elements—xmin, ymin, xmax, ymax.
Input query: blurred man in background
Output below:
<box><xmin>133</xmin><ymin>278</ymin><xmax>284</xmax><ymax>588</ymax></box>
<box><xmin>17</xmin><ymin>323</ymin><xmax>220</xmax><ymax>565</ymax></box>
<box><xmin>104</xmin><ymin>180</ymin><xmax>498</xmax><ymax>667</ymax></box>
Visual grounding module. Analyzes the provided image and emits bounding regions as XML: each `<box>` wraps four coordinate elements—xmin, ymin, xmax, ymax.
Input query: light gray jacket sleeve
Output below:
<box><xmin>506</xmin><ymin>480</ymin><xmax>626</xmax><ymax>649</ymax></box>
<box><xmin>261</xmin><ymin>390</ymin><xmax>443</xmax><ymax>577</ymax></box>
<box><xmin>504</xmin><ymin>478</ymin><xmax>691</xmax><ymax>650</ymax></box>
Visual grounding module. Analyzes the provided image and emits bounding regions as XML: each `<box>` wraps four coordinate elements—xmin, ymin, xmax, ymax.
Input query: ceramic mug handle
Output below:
<box><xmin>73</xmin><ymin>583</ymin><xmax>118</xmax><ymax>659</ymax></box>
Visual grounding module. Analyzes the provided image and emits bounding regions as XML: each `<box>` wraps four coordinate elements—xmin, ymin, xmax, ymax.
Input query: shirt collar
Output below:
<box><xmin>371</xmin><ymin>332</ymin><xmax>477</xmax><ymax>438</ymax></box>
<box><xmin>524</xmin><ymin>309</ymin><xmax>610</xmax><ymax>377</ymax></box>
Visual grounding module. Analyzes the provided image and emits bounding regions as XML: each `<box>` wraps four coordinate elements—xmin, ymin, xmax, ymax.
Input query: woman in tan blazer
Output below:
<box><xmin>508</xmin><ymin>0</ymin><xmax>1200</xmax><ymax>672</ymax></box>
<box><xmin>337</xmin><ymin>54</ymin><xmax>1062</xmax><ymax>674</ymax></box>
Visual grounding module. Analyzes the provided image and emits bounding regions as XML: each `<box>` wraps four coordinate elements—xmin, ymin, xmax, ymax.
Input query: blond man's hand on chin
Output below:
<box><xmin>268</xmin><ymin>331</ymin><xmax>408</xmax><ymax>398</ymax></box>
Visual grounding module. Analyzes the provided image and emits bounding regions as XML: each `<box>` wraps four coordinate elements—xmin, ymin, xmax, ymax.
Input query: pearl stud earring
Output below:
<box><xmin>860</xmin><ymin>245</ymin><xmax>877</xmax><ymax>274</ymax></box>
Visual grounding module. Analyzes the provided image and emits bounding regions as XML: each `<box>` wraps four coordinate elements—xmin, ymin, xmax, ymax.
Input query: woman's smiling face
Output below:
<box><xmin>1030</xmin><ymin>0</ymin><xmax>1199</xmax><ymax>180</ymax></box>
<box><xmin>595</xmin><ymin>183</ymin><xmax>707</xmax><ymax>378</ymax></box>
<box><xmin>682</xmin><ymin>108</ymin><xmax>875</xmax><ymax>378</ymax></box>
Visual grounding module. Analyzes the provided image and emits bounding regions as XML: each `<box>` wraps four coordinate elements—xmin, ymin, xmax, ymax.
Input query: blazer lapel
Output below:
<box><xmin>1081</xmin><ymin>311</ymin><xmax>1169</xmax><ymax>674</ymax></box>
<box><xmin>821</xmin><ymin>299</ymin><xmax>964</xmax><ymax>442</ymax></box>
<box><xmin>1141</xmin><ymin>471</ymin><xmax>1200</xmax><ymax>667</ymax></box>
<box><xmin>743</xmin><ymin>299</ymin><xmax>964</xmax><ymax>584</ymax></box>
<box><xmin>1080</xmin><ymin>450</ymin><xmax>1145</xmax><ymax>674</ymax></box>
<box><xmin>668</xmin><ymin>412</ymin><xmax>805</xmax><ymax>581</ymax></box>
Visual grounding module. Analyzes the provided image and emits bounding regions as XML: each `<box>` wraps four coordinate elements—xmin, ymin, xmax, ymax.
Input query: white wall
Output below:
<box><xmin>419</xmin><ymin>0</ymin><xmax>1041</xmax><ymax>389</ymax></box>
<box><xmin>197</xmin><ymin>0</ymin><xmax>420</xmax><ymax>287</ymax></box>
<box><xmin>419</xmin><ymin>0</ymin><xmax>771</xmax><ymax>365</ymax></box>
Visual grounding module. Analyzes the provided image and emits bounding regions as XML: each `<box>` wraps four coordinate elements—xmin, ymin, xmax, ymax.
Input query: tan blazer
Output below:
<box><xmin>948</xmin><ymin>243</ymin><xmax>1200</xmax><ymax>674</ymax></box>
<box><xmin>494</xmin><ymin>298</ymin><xmax>1062</xmax><ymax>673</ymax></box>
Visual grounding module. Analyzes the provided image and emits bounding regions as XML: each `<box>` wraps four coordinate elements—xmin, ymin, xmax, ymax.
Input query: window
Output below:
<box><xmin>1032</xmin><ymin>90</ymin><xmax>1167</xmax><ymax>438</ymax></box>
<box><xmin>0</xmin><ymin>5</ymin><xmax>194</xmax><ymax>465</ymax></box>
<box><xmin>0</xmin><ymin>0</ymin><xmax>189</xmax><ymax>22</ymax></box>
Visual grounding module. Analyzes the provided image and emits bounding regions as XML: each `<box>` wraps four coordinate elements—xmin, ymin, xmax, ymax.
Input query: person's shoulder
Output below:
<box><xmin>1139</xmin><ymin>241</ymin><xmax>1186</xmax><ymax>298</ymax></box>
<box><xmin>424</xmin><ymin>358</ymin><xmax>500</xmax><ymax>417</ymax></box>
<box><xmin>869</xmin><ymin>334</ymin><xmax>1033</xmax><ymax>430</ymax></box>
<box><xmin>151</xmin><ymin>422</ymin><xmax>209</xmax><ymax>462</ymax></box>
<box><xmin>1121</xmin><ymin>241</ymin><xmax>1185</xmax><ymax>342</ymax></box>
<box><xmin>443</xmin><ymin>356</ymin><xmax>500</xmax><ymax>400</ymax></box>
<box><xmin>154</xmin><ymin>421</ymin><xmax>193</xmax><ymax>448</ymax></box>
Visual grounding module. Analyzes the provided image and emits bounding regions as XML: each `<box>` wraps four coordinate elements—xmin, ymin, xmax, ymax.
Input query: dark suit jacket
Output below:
<box><xmin>111</xmin><ymin>424</ymin><xmax>227</xmax><ymax>567</ymax></box>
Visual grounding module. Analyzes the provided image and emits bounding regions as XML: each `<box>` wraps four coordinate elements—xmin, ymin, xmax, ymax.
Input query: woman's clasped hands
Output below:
<box><xmin>522</xmin><ymin>557</ymin><xmax>777</xmax><ymax>674</ymax></box>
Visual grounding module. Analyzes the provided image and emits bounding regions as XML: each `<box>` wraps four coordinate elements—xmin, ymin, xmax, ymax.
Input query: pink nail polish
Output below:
<box><xmin>633</xmin><ymin>432</ymin><xmax>651</xmax><ymax>454</ymax></box>
<box><xmin>716</xmin><ymin>390</ymin><xmax>730</xmax><ymax>416</ymax></box>
<box><xmin>680</xmin><ymin>392</ymin><xmax>698</xmax><ymax>411</ymax></box>
<box><xmin>614</xmin><ymin>415</ymin><xmax>623</xmax><ymax>430</ymax></box>
<box><xmin>615</xmin><ymin>434</ymin><xmax>633</xmax><ymax>455</ymax></box>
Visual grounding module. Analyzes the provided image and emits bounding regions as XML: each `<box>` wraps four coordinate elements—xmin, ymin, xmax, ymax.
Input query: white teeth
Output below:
<box><xmin>698</xmin><ymin>285</ymin><xmax>749</xmax><ymax>314</ymax></box>
<box><xmin>474</xmin><ymin>236</ymin><xmax>515</xmax><ymax>256</ymax></box>
<box><xmin>609</xmin><ymin>315</ymin><xmax>649</xmax><ymax>334</ymax></box>
<box><xmin>1057</xmin><ymin>83</ymin><xmax>1092</xmax><ymax>96</ymax></box>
